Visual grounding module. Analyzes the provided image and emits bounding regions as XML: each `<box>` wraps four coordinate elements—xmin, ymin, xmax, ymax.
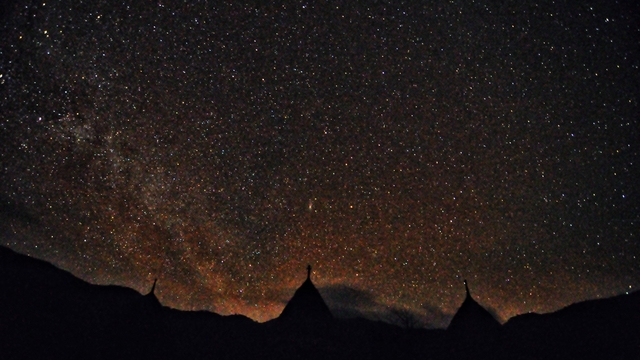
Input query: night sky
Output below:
<box><xmin>1</xmin><ymin>1</ymin><xmax>638</xmax><ymax>327</ymax></box>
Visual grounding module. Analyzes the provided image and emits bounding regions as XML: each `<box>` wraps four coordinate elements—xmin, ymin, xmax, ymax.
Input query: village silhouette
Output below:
<box><xmin>0</xmin><ymin>245</ymin><xmax>638</xmax><ymax>359</ymax></box>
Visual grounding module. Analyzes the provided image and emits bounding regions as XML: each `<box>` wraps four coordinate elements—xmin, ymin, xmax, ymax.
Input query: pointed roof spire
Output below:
<box><xmin>307</xmin><ymin>265</ymin><xmax>312</xmax><ymax>280</ymax></box>
<box><xmin>149</xmin><ymin>278</ymin><xmax>158</xmax><ymax>295</ymax></box>
<box><xmin>464</xmin><ymin>279</ymin><xmax>470</xmax><ymax>297</ymax></box>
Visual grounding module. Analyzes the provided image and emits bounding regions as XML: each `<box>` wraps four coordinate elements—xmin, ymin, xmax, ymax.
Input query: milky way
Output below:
<box><xmin>1</xmin><ymin>1</ymin><xmax>638</xmax><ymax>326</ymax></box>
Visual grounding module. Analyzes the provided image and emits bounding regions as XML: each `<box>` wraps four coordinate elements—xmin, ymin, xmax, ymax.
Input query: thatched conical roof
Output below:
<box><xmin>278</xmin><ymin>265</ymin><xmax>332</xmax><ymax>321</ymax></box>
<box><xmin>447</xmin><ymin>280</ymin><xmax>501</xmax><ymax>337</ymax></box>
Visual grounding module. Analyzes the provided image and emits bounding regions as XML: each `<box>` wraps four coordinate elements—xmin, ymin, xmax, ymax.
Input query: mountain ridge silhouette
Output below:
<box><xmin>1</xmin><ymin>245</ymin><xmax>637</xmax><ymax>359</ymax></box>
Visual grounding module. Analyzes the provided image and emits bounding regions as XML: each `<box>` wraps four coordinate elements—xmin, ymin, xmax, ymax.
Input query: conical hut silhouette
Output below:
<box><xmin>278</xmin><ymin>265</ymin><xmax>332</xmax><ymax>321</ymax></box>
<box><xmin>447</xmin><ymin>280</ymin><xmax>501</xmax><ymax>338</ymax></box>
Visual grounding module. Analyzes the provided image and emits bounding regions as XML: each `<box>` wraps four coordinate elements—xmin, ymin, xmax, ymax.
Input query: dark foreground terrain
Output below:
<box><xmin>1</xmin><ymin>245</ymin><xmax>638</xmax><ymax>359</ymax></box>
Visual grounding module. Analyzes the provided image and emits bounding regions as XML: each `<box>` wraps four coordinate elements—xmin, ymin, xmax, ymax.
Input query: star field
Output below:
<box><xmin>1</xmin><ymin>1</ymin><xmax>638</xmax><ymax>326</ymax></box>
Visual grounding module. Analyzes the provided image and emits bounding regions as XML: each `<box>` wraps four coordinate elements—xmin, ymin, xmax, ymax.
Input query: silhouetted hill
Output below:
<box><xmin>0</xmin><ymin>245</ymin><xmax>175</xmax><ymax>359</ymax></box>
<box><xmin>0</xmin><ymin>245</ymin><xmax>638</xmax><ymax>359</ymax></box>
<box><xmin>500</xmin><ymin>289</ymin><xmax>640</xmax><ymax>359</ymax></box>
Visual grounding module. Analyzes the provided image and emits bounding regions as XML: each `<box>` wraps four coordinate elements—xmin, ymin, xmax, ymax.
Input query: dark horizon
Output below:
<box><xmin>2</xmin><ymin>243</ymin><xmax>639</xmax><ymax>360</ymax></box>
<box><xmin>1</xmin><ymin>243</ymin><xmax>636</xmax><ymax>328</ymax></box>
